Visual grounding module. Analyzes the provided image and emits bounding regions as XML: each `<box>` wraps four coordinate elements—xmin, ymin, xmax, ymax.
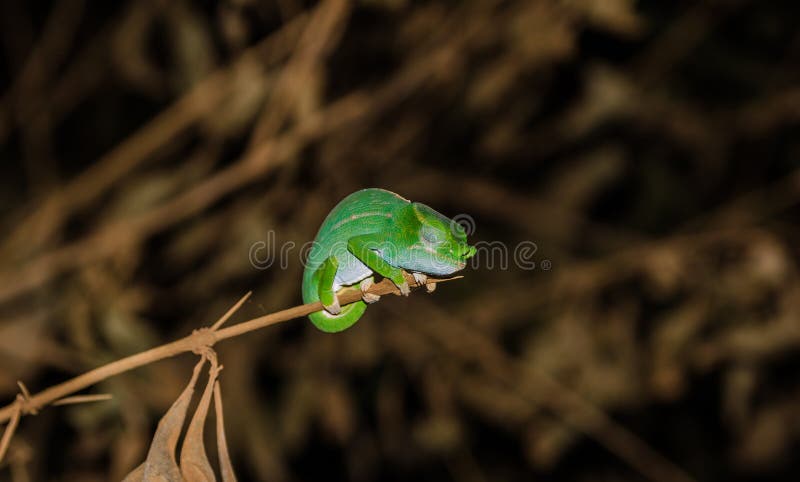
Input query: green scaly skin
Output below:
<box><xmin>302</xmin><ymin>188</ymin><xmax>476</xmax><ymax>332</ymax></box>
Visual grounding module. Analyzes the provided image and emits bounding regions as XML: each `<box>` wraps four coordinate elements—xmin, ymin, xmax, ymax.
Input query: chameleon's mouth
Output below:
<box><xmin>462</xmin><ymin>244</ymin><xmax>477</xmax><ymax>260</ymax></box>
<box><xmin>451</xmin><ymin>243</ymin><xmax>476</xmax><ymax>265</ymax></box>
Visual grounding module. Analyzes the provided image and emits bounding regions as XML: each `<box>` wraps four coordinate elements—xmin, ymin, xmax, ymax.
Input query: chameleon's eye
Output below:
<box><xmin>421</xmin><ymin>226</ymin><xmax>443</xmax><ymax>245</ymax></box>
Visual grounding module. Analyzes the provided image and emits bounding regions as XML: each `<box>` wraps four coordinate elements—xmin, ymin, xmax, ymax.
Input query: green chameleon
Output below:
<box><xmin>302</xmin><ymin>188</ymin><xmax>477</xmax><ymax>332</ymax></box>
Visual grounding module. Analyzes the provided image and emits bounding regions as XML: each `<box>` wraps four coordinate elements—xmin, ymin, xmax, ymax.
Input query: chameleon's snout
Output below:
<box><xmin>458</xmin><ymin>244</ymin><xmax>476</xmax><ymax>260</ymax></box>
<box><xmin>465</xmin><ymin>245</ymin><xmax>477</xmax><ymax>259</ymax></box>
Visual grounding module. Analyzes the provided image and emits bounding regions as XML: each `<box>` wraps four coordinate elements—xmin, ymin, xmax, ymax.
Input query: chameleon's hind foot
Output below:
<box><xmin>323</xmin><ymin>294</ymin><xmax>341</xmax><ymax>315</ymax></box>
<box><xmin>360</xmin><ymin>278</ymin><xmax>381</xmax><ymax>304</ymax></box>
<box><xmin>412</xmin><ymin>272</ymin><xmax>436</xmax><ymax>293</ymax></box>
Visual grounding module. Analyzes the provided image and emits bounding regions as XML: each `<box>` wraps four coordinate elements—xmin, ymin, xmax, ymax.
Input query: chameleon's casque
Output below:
<box><xmin>302</xmin><ymin>188</ymin><xmax>476</xmax><ymax>332</ymax></box>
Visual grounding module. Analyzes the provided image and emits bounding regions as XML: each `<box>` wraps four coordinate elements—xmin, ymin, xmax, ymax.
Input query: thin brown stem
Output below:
<box><xmin>0</xmin><ymin>398</ymin><xmax>22</xmax><ymax>463</ymax></box>
<box><xmin>0</xmin><ymin>274</ymin><xmax>459</xmax><ymax>424</ymax></box>
<box><xmin>52</xmin><ymin>394</ymin><xmax>113</xmax><ymax>406</ymax></box>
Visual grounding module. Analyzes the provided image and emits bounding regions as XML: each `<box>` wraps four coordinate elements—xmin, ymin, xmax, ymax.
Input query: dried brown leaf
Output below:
<box><xmin>179</xmin><ymin>353</ymin><xmax>221</xmax><ymax>482</ymax></box>
<box><xmin>121</xmin><ymin>358</ymin><xmax>206</xmax><ymax>482</ymax></box>
<box><xmin>213</xmin><ymin>382</ymin><xmax>237</xmax><ymax>482</ymax></box>
<box><xmin>120</xmin><ymin>463</ymin><xmax>144</xmax><ymax>482</ymax></box>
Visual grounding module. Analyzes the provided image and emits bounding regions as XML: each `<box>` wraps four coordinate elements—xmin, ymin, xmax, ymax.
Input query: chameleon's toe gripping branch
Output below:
<box><xmin>324</xmin><ymin>295</ymin><xmax>341</xmax><ymax>315</ymax></box>
<box><xmin>360</xmin><ymin>278</ymin><xmax>381</xmax><ymax>304</ymax></box>
<box><xmin>396</xmin><ymin>280</ymin><xmax>411</xmax><ymax>296</ymax></box>
<box><xmin>412</xmin><ymin>272</ymin><xmax>437</xmax><ymax>293</ymax></box>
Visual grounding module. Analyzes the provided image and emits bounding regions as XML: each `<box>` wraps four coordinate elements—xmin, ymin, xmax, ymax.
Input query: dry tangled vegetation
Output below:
<box><xmin>1</xmin><ymin>0</ymin><xmax>799</xmax><ymax>481</ymax></box>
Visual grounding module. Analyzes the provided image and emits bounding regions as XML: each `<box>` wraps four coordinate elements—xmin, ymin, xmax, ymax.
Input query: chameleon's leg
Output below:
<box><xmin>360</xmin><ymin>277</ymin><xmax>380</xmax><ymax>304</ymax></box>
<box><xmin>412</xmin><ymin>272</ymin><xmax>436</xmax><ymax>293</ymax></box>
<box><xmin>347</xmin><ymin>234</ymin><xmax>410</xmax><ymax>296</ymax></box>
<box><xmin>313</xmin><ymin>256</ymin><xmax>341</xmax><ymax>314</ymax></box>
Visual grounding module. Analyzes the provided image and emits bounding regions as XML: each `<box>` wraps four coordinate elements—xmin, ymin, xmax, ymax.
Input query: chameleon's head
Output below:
<box><xmin>390</xmin><ymin>202</ymin><xmax>476</xmax><ymax>276</ymax></box>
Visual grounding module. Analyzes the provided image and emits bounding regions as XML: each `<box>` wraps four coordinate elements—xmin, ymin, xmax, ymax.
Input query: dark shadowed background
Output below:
<box><xmin>1</xmin><ymin>0</ymin><xmax>799</xmax><ymax>481</ymax></box>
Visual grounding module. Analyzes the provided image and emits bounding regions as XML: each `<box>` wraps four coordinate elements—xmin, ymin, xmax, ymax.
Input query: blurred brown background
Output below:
<box><xmin>1</xmin><ymin>0</ymin><xmax>799</xmax><ymax>481</ymax></box>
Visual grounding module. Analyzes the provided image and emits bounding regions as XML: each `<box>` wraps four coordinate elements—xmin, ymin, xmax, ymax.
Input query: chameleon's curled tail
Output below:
<box><xmin>302</xmin><ymin>266</ymin><xmax>368</xmax><ymax>332</ymax></box>
<box><xmin>308</xmin><ymin>301</ymin><xmax>367</xmax><ymax>333</ymax></box>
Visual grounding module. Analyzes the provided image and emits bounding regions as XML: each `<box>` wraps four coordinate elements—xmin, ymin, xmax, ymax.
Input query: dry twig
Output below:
<box><xmin>0</xmin><ymin>274</ymin><xmax>459</xmax><ymax>428</ymax></box>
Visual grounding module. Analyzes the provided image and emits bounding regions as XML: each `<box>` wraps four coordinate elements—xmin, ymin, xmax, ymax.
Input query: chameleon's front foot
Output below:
<box><xmin>412</xmin><ymin>272</ymin><xmax>436</xmax><ymax>293</ymax></box>
<box><xmin>392</xmin><ymin>275</ymin><xmax>411</xmax><ymax>296</ymax></box>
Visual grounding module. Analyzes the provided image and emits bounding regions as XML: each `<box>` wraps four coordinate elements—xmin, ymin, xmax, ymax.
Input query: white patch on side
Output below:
<box><xmin>333</xmin><ymin>252</ymin><xmax>374</xmax><ymax>291</ymax></box>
